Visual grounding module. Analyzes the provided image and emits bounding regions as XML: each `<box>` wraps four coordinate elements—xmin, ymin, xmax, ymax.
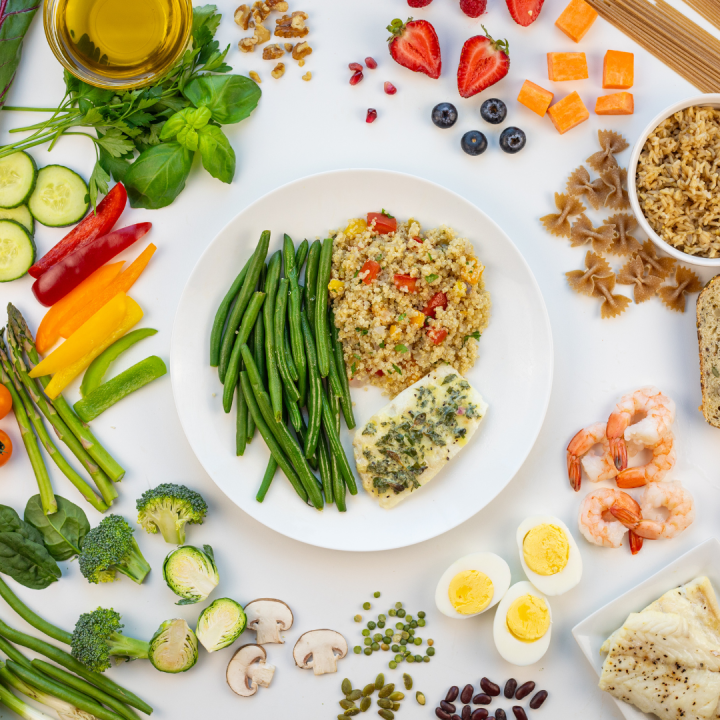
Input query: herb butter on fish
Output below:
<box><xmin>353</xmin><ymin>365</ymin><xmax>488</xmax><ymax>508</ymax></box>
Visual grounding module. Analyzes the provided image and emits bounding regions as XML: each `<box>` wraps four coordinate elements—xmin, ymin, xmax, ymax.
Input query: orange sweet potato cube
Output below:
<box><xmin>547</xmin><ymin>52</ymin><xmax>589</xmax><ymax>81</ymax></box>
<box><xmin>555</xmin><ymin>0</ymin><xmax>599</xmax><ymax>43</ymax></box>
<box><xmin>547</xmin><ymin>91</ymin><xmax>590</xmax><ymax>134</ymax></box>
<box><xmin>517</xmin><ymin>80</ymin><xmax>555</xmax><ymax>117</ymax></box>
<box><xmin>603</xmin><ymin>50</ymin><xmax>634</xmax><ymax>89</ymax></box>
<box><xmin>595</xmin><ymin>92</ymin><xmax>634</xmax><ymax>115</ymax></box>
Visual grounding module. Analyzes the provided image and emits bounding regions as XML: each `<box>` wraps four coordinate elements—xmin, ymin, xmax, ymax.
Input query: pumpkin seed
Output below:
<box><xmin>377</xmin><ymin>699</ymin><xmax>393</xmax><ymax>710</ymax></box>
<box><xmin>389</xmin><ymin>692</ymin><xmax>404</xmax><ymax>701</ymax></box>
<box><xmin>378</xmin><ymin>683</ymin><xmax>395</xmax><ymax>699</ymax></box>
<box><xmin>416</xmin><ymin>691</ymin><xmax>426</xmax><ymax>705</ymax></box>
<box><xmin>363</xmin><ymin>684</ymin><xmax>376</xmax><ymax>697</ymax></box>
<box><xmin>340</xmin><ymin>700</ymin><xmax>356</xmax><ymax>710</ymax></box>
<box><xmin>360</xmin><ymin>697</ymin><xmax>371</xmax><ymax>712</ymax></box>
<box><xmin>347</xmin><ymin>690</ymin><xmax>363</xmax><ymax>701</ymax></box>
<box><xmin>378</xmin><ymin>710</ymin><xmax>394</xmax><ymax>720</ymax></box>
<box><xmin>403</xmin><ymin>673</ymin><xmax>413</xmax><ymax>690</ymax></box>
<box><xmin>342</xmin><ymin>679</ymin><xmax>353</xmax><ymax>695</ymax></box>
<box><xmin>375</xmin><ymin>674</ymin><xmax>385</xmax><ymax>690</ymax></box>
<box><xmin>345</xmin><ymin>709</ymin><xmax>360</xmax><ymax>717</ymax></box>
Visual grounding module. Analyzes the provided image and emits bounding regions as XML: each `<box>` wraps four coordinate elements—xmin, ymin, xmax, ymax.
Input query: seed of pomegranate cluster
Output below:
<box><xmin>350</xmin><ymin>71</ymin><xmax>363</xmax><ymax>85</ymax></box>
<box><xmin>349</xmin><ymin>62</ymin><xmax>363</xmax><ymax>72</ymax></box>
<box><xmin>365</xmin><ymin>56</ymin><xmax>377</xmax><ymax>69</ymax></box>
<box><xmin>384</xmin><ymin>81</ymin><xmax>397</xmax><ymax>95</ymax></box>
<box><xmin>366</xmin><ymin>108</ymin><xmax>377</xmax><ymax>123</ymax></box>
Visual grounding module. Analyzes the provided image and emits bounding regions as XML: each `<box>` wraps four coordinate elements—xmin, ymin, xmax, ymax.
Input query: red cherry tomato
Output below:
<box><xmin>393</xmin><ymin>274</ymin><xmax>417</xmax><ymax>293</ymax></box>
<box><xmin>367</xmin><ymin>212</ymin><xmax>397</xmax><ymax>235</ymax></box>
<box><xmin>422</xmin><ymin>292</ymin><xmax>448</xmax><ymax>319</ymax></box>
<box><xmin>0</xmin><ymin>430</ymin><xmax>12</xmax><ymax>467</ymax></box>
<box><xmin>427</xmin><ymin>326</ymin><xmax>448</xmax><ymax>345</ymax></box>
<box><xmin>375</xmin><ymin>370</ymin><xmax>384</xmax><ymax>377</ymax></box>
<box><xmin>360</xmin><ymin>259</ymin><xmax>381</xmax><ymax>284</ymax></box>
<box><xmin>0</xmin><ymin>386</ymin><xmax>11</xmax><ymax>420</ymax></box>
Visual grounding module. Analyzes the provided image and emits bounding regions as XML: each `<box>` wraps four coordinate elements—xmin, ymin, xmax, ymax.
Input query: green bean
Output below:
<box><xmin>284</xmin><ymin>324</ymin><xmax>299</xmax><ymax>381</ymax></box>
<box><xmin>285</xmin><ymin>234</ymin><xmax>308</xmax><ymax>406</ymax></box>
<box><xmin>222</xmin><ymin>291</ymin><xmax>265</xmax><ymax>413</ymax></box>
<box><xmin>236</xmin><ymin>378</ymin><xmax>247</xmax><ymax>456</ymax></box>
<box><xmin>256</xmin><ymin>455</ymin><xmax>278</xmax><ymax>502</ymax></box>
<box><xmin>295</xmin><ymin>239</ymin><xmax>309</xmax><ymax>276</ymax></box>
<box><xmin>328</xmin><ymin>389</ymin><xmax>346</xmax><ymax>511</ymax></box>
<box><xmin>239</xmin><ymin>371</ymin><xmax>309</xmax><ymax>505</ymax></box>
<box><xmin>0</xmin><ymin>636</ymin><xmax>31</xmax><ymax>670</ymax></box>
<box><xmin>248</xmin><ymin>265</ymin><xmax>267</xmax><ymax>443</ymax></box>
<box><xmin>321</xmin><ymin>392</ymin><xmax>357</xmax><ymax>494</ymax></box>
<box><xmin>315</xmin><ymin>237</ymin><xmax>333</xmax><ymax>376</ymax></box>
<box><xmin>284</xmin><ymin>388</ymin><xmax>302</xmax><ymax>432</ymax></box>
<box><xmin>301</xmin><ymin>313</ymin><xmax>321</xmax><ymax>459</ymax></box>
<box><xmin>305</xmin><ymin>240</ymin><xmax>321</xmax><ymax>330</ymax></box>
<box><xmin>326</xmin><ymin>314</ymin><xmax>344</xmax><ymax>401</ymax></box>
<box><xmin>274</xmin><ymin>279</ymin><xmax>301</xmax><ymax>403</ymax></box>
<box><xmin>317</xmin><ymin>429</ymin><xmax>333</xmax><ymax>505</ymax></box>
<box><xmin>241</xmin><ymin>347</ymin><xmax>324</xmax><ymax>510</ymax></box>
<box><xmin>298</xmin><ymin>416</ymin><xmax>319</xmax><ymax>471</ymax></box>
<box><xmin>330</xmin><ymin>308</ymin><xmax>356</xmax><ymax>429</ymax></box>
<box><xmin>219</xmin><ymin>230</ymin><xmax>270</xmax><ymax>382</ymax></box>
<box><xmin>263</xmin><ymin>251</ymin><xmax>283</xmax><ymax>420</ymax></box>
<box><xmin>210</xmin><ymin>260</ymin><xmax>249</xmax><ymax>367</ymax></box>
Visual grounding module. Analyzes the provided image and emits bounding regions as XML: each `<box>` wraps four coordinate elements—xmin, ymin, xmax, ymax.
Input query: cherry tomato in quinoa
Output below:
<box><xmin>393</xmin><ymin>274</ymin><xmax>417</xmax><ymax>293</ymax></box>
<box><xmin>367</xmin><ymin>212</ymin><xmax>397</xmax><ymax>235</ymax></box>
<box><xmin>422</xmin><ymin>292</ymin><xmax>447</xmax><ymax>319</ymax></box>
<box><xmin>427</xmin><ymin>326</ymin><xmax>448</xmax><ymax>345</ymax></box>
<box><xmin>0</xmin><ymin>431</ymin><xmax>12</xmax><ymax>467</ymax></box>
<box><xmin>360</xmin><ymin>259</ymin><xmax>381</xmax><ymax>284</ymax></box>
<box><xmin>0</xmin><ymin>386</ymin><xmax>11</xmax><ymax>420</ymax></box>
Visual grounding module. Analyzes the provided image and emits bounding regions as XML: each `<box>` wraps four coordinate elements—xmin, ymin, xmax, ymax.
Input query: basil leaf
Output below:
<box><xmin>198</xmin><ymin>125</ymin><xmax>235</xmax><ymax>183</ymax></box>
<box><xmin>159</xmin><ymin>110</ymin><xmax>189</xmax><ymax>141</ymax></box>
<box><xmin>124</xmin><ymin>142</ymin><xmax>194</xmax><ymax>210</ymax></box>
<box><xmin>24</xmin><ymin>495</ymin><xmax>90</xmax><ymax>562</ymax></box>
<box><xmin>184</xmin><ymin>75</ymin><xmax>261</xmax><ymax>124</ymax></box>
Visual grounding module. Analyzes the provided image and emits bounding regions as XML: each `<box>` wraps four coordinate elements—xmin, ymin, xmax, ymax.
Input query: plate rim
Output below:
<box><xmin>170</xmin><ymin>167</ymin><xmax>554</xmax><ymax>552</ymax></box>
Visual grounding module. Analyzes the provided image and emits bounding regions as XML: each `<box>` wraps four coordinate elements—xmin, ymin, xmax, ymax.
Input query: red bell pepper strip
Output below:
<box><xmin>360</xmin><ymin>259</ymin><xmax>381</xmax><ymax>284</ymax></box>
<box><xmin>423</xmin><ymin>291</ymin><xmax>448</xmax><ymax>319</ymax></box>
<box><xmin>427</xmin><ymin>326</ymin><xmax>448</xmax><ymax>345</ymax></box>
<box><xmin>29</xmin><ymin>183</ymin><xmax>128</xmax><ymax>278</ymax></box>
<box><xmin>367</xmin><ymin>212</ymin><xmax>397</xmax><ymax>235</ymax></box>
<box><xmin>393</xmin><ymin>274</ymin><xmax>417</xmax><ymax>293</ymax></box>
<box><xmin>32</xmin><ymin>223</ymin><xmax>152</xmax><ymax>307</ymax></box>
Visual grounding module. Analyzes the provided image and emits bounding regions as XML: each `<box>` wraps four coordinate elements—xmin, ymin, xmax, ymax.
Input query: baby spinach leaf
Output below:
<box><xmin>198</xmin><ymin>125</ymin><xmax>235</xmax><ymax>183</ymax></box>
<box><xmin>124</xmin><ymin>142</ymin><xmax>193</xmax><ymax>210</ymax></box>
<box><xmin>24</xmin><ymin>495</ymin><xmax>90</xmax><ymax>562</ymax></box>
<box><xmin>0</xmin><ymin>505</ymin><xmax>43</xmax><ymax>544</ymax></box>
<box><xmin>183</xmin><ymin>75</ymin><xmax>261</xmax><ymax>124</ymax></box>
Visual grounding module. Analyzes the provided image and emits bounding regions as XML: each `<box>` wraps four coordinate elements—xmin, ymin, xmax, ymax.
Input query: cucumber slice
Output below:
<box><xmin>28</xmin><ymin>165</ymin><xmax>89</xmax><ymax>227</ymax></box>
<box><xmin>0</xmin><ymin>152</ymin><xmax>37</xmax><ymax>209</ymax></box>
<box><xmin>0</xmin><ymin>219</ymin><xmax>36</xmax><ymax>282</ymax></box>
<box><xmin>0</xmin><ymin>205</ymin><xmax>34</xmax><ymax>234</ymax></box>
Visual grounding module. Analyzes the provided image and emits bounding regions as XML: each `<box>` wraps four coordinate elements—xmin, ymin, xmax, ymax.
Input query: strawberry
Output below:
<box><xmin>506</xmin><ymin>0</ymin><xmax>545</xmax><ymax>26</ymax></box>
<box><xmin>460</xmin><ymin>0</ymin><xmax>487</xmax><ymax>17</ymax></box>
<box><xmin>387</xmin><ymin>18</ymin><xmax>442</xmax><ymax>79</ymax></box>
<box><xmin>456</xmin><ymin>27</ymin><xmax>510</xmax><ymax>98</ymax></box>
<box><xmin>408</xmin><ymin>0</ymin><xmax>433</xmax><ymax>6</ymax></box>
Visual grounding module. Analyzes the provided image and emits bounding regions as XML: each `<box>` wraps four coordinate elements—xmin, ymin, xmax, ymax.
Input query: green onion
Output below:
<box><xmin>356</xmin><ymin>328</ymin><xmax>368</xmax><ymax>335</ymax></box>
<box><xmin>351</xmin><ymin>362</ymin><xmax>357</xmax><ymax>376</ymax></box>
<box><xmin>427</xmin><ymin>253</ymin><xmax>432</xmax><ymax>261</ymax></box>
<box><xmin>398</xmin><ymin>313</ymin><xmax>407</xmax><ymax>321</ymax></box>
<box><xmin>381</xmin><ymin>208</ymin><xmax>394</xmax><ymax>218</ymax></box>
<box><xmin>392</xmin><ymin>364</ymin><xmax>402</xmax><ymax>374</ymax></box>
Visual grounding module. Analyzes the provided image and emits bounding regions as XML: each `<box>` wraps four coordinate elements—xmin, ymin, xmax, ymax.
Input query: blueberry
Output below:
<box><xmin>499</xmin><ymin>126</ymin><xmax>526</xmax><ymax>154</ymax></box>
<box><xmin>480</xmin><ymin>98</ymin><xmax>507</xmax><ymax>124</ymax></box>
<box><xmin>461</xmin><ymin>130</ymin><xmax>487</xmax><ymax>156</ymax></box>
<box><xmin>431</xmin><ymin>102</ymin><xmax>458</xmax><ymax>129</ymax></box>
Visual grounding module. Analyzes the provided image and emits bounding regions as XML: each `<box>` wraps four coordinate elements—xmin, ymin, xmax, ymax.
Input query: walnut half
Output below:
<box><xmin>266</xmin><ymin>0</ymin><xmax>289</xmax><ymax>10</ymax></box>
<box><xmin>275</xmin><ymin>11</ymin><xmax>308</xmax><ymax>38</ymax></box>
<box><xmin>238</xmin><ymin>21</ymin><xmax>271</xmax><ymax>52</ymax></box>
<box><xmin>252</xmin><ymin>1</ymin><xmax>270</xmax><ymax>23</ymax></box>
<box><xmin>234</xmin><ymin>4</ymin><xmax>252</xmax><ymax>30</ymax></box>
<box><xmin>292</xmin><ymin>40</ymin><xmax>312</xmax><ymax>61</ymax></box>
<box><xmin>262</xmin><ymin>43</ymin><xmax>285</xmax><ymax>60</ymax></box>
<box><xmin>271</xmin><ymin>62</ymin><xmax>285</xmax><ymax>79</ymax></box>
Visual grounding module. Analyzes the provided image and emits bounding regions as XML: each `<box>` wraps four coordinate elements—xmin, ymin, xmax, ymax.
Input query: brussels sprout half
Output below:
<box><xmin>149</xmin><ymin>619</ymin><xmax>198</xmax><ymax>673</ymax></box>
<box><xmin>163</xmin><ymin>544</ymin><xmax>219</xmax><ymax>605</ymax></box>
<box><xmin>196</xmin><ymin>598</ymin><xmax>247</xmax><ymax>652</ymax></box>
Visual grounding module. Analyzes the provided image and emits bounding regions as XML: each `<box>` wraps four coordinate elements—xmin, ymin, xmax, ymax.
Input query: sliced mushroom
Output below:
<box><xmin>292</xmin><ymin>629</ymin><xmax>348</xmax><ymax>676</ymax></box>
<box><xmin>244</xmin><ymin>599</ymin><xmax>293</xmax><ymax>644</ymax></box>
<box><xmin>226</xmin><ymin>644</ymin><xmax>275</xmax><ymax>697</ymax></box>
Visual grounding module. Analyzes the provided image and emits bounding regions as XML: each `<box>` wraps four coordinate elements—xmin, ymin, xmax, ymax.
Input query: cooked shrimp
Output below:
<box><xmin>606</xmin><ymin>387</ymin><xmax>675</xmax><ymax>471</ymax></box>
<box><xmin>578</xmin><ymin>488</ymin><xmax>642</xmax><ymax>548</ymax></box>
<box><xmin>632</xmin><ymin>482</ymin><xmax>695</xmax><ymax>540</ymax></box>
<box><xmin>615</xmin><ymin>432</ymin><xmax>676</xmax><ymax>487</ymax></box>
<box><xmin>566</xmin><ymin>422</ymin><xmax>617</xmax><ymax>491</ymax></box>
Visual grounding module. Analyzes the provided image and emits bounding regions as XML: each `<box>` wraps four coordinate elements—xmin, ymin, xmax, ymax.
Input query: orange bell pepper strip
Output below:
<box><xmin>43</xmin><ymin>298</ymin><xmax>144</xmax><ymax>400</ymax></box>
<box><xmin>31</xmin><ymin>293</ymin><xmax>129</xmax><ymax>378</ymax></box>
<box><xmin>58</xmin><ymin>243</ymin><xmax>157</xmax><ymax>339</ymax></box>
<box><xmin>36</xmin><ymin>263</ymin><xmax>124</xmax><ymax>355</ymax></box>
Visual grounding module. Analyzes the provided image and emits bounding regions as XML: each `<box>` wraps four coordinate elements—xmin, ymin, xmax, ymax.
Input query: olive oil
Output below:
<box><xmin>55</xmin><ymin>0</ymin><xmax>191</xmax><ymax>85</ymax></box>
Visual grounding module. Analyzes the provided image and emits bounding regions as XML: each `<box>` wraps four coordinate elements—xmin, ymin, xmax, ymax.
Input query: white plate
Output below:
<box><xmin>572</xmin><ymin>538</ymin><xmax>720</xmax><ymax>720</ymax></box>
<box><xmin>170</xmin><ymin>169</ymin><xmax>553</xmax><ymax>551</ymax></box>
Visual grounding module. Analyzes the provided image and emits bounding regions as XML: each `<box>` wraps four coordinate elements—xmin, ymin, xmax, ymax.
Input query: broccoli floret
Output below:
<box><xmin>71</xmin><ymin>608</ymin><xmax>150</xmax><ymax>673</ymax></box>
<box><xmin>136</xmin><ymin>484</ymin><xmax>208</xmax><ymax>545</ymax></box>
<box><xmin>79</xmin><ymin>515</ymin><xmax>151</xmax><ymax>585</ymax></box>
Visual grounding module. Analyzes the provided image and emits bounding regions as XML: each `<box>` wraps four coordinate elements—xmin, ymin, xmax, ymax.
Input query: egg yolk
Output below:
<box><xmin>523</xmin><ymin>524</ymin><xmax>569</xmax><ymax>576</ymax></box>
<box><xmin>506</xmin><ymin>594</ymin><xmax>550</xmax><ymax>642</ymax></box>
<box><xmin>448</xmin><ymin>570</ymin><xmax>494</xmax><ymax>614</ymax></box>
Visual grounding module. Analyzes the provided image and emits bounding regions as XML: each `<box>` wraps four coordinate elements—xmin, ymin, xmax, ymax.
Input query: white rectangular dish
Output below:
<box><xmin>572</xmin><ymin>538</ymin><xmax>720</xmax><ymax>720</ymax></box>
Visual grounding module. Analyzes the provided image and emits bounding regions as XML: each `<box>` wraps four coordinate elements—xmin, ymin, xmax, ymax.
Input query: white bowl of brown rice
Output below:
<box><xmin>629</xmin><ymin>94</ymin><xmax>720</xmax><ymax>266</ymax></box>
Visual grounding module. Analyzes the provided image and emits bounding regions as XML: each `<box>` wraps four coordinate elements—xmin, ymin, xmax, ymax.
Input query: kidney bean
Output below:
<box><xmin>530</xmin><ymin>690</ymin><xmax>548</xmax><ymax>709</ymax></box>
<box><xmin>495</xmin><ymin>710</ymin><xmax>507</xmax><ymax>720</ymax></box>
<box><xmin>504</xmin><ymin>679</ymin><xmax>517</xmax><ymax>699</ymax></box>
<box><xmin>515</xmin><ymin>682</ymin><xmax>535</xmax><ymax>700</ymax></box>
<box><xmin>473</xmin><ymin>694</ymin><xmax>491</xmax><ymax>705</ymax></box>
<box><xmin>512</xmin><ymin>707</ymin><xmax>528</xmax><ymax>720</ymax></box>
<box><xmin>471</xmin><ymin>711</ymin><xmax>489</xmax><ymax>720</ymax></box>
<box><xmin>452</xmin><ymin>716</ymin><xmax>461</xmax><ymax>720</ymax></box>
<box><xmin>461</xmin><ymin>685</ymin><xmax>474</xmax><ymax>704</ymax></box>
<box><xmin>480</xmin><ymin>678</ymin><xmax>500</xmax><ymax>697</ymax></box>
<box><xmin>446</xmin><ymin>687</ymin><xmax>460</xmax><ymax>703</ymax></box>
<box><xmin>441</xmin><ymin>701</ymin><xmax>457</xmax><ymax>714</ymax></box>
<box><xmin>462</xmin><ymin>706</ymin><xmax>471</xmax><ymax>720</ymax></box>
<box><xmin>436</xmin><ymin>709</ymin><xmax>451</xmax><ymax>720</ymax></box>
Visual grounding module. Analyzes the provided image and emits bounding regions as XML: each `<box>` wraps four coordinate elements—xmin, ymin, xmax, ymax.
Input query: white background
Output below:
<box><xmin>1</xmin><ymin>0</ymin><xmax>719</xmax><ymax>718</ymax></box>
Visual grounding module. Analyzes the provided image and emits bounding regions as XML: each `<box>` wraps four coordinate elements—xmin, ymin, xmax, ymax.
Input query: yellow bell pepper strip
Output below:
<box><xmin>30</xmin><ymin>293</ymin><xmax>128</xmax><ymax>378</ymax></box>
<box><xmin>36</xmin><ymin>263</ymin><xmax>124</xmax><ymax>355</ymax></box>
<box><xmin>43</xmin><ymin>299</ymin><xmax>143</xmax><ymax>400</ymax></box>
<box><xmin>58</xmin><ymin>244</ymin><xmax>157</xmax><ymax>339</ymax></box>
<box><xmin>74</xmin><ymin>356</ymin><xmax>167</xmax><ymax>422</ymax></box>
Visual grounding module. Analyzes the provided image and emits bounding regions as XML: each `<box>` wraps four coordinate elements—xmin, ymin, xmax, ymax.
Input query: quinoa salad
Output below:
<box><xmin>329</xmin><ymin>213</ymin><xmax>491</xmax><ymax>396</ymax></box>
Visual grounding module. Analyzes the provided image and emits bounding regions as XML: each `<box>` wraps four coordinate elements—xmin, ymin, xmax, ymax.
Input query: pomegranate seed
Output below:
<box><xmin>350</xmin><ymin>71</ymin><xmax>363</xmax><ymax>85</ymax></box>
<box><xmin>365</xmin><ymin>56</ymin><xmax>378</xmax><ymax>69</ymax></box>
<box><xmin>384</xmin><ymin>81</ymin><xmax>397</xmax><ymax>95</ymax></box>
<box><xmin>366</xmin><ymin>108</ymin><xmax>378</xmax><ymax>123</ymax></box>
<box><xmin>349</xmin><ymin>62</ymin><xmax>363</xmax><ymax>72</ymax></box>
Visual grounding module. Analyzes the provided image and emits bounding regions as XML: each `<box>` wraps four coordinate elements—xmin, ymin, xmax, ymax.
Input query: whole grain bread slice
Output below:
<box><xmin>697</xmin><ymin>274</ymin><xmax>720</xmax><ymax>428</ymax></box>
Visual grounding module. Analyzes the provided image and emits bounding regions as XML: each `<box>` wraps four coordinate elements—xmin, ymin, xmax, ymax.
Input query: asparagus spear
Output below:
<box><xmin>0</xmin><ymin>337</ymin><xmax>106</xmax><ymax>513</ymax></box>
<box><xmin>7</xmin><ymin>305</ymin><xmax>125</xmax><ymax>483</ymax></box>
<box><xmin>6</xmin><ymin>324</ymin><xmax>117</xmax><ymax>507</ymax></box>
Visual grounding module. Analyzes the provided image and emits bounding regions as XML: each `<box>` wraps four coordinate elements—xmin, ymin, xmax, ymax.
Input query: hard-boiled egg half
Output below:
<box><xmin>493</xmin><ymin>581</ymin><xmax>552</xmax><ymax>666</ymax></box>
<box><xmin>435</xmin><ymin>553</ymin><xmax>511</xmax><ymax>619</ymax></box>
<box><xmin>516</xmin><ymin>516</ymin><xmax>582</xmax><ymax>596</ymax></box>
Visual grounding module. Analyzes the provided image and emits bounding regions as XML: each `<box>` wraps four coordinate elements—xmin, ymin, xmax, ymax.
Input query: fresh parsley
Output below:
<box><xmin>392</xmin><ymin>363</ymin><xmax>402</xmax><ymax>374</ymax></box>
<box><xmin>379</xmin><ymin>342</ymin><xmax>386</xmax><ymax>348</ymax></box>
<box><xmin>427</xmin><ymin>253</ymin><xmax>433</xmax><ymax>261</ymax></box>
<box><xmin>425</xmin><ymin>274</ymin><xmax>439</xmax><ymax>283</ymax></box>
<box><xmin>398</xmin><ymin>313</ymin><xmax>407</xmax><ymax>322</ymax></box>
<box><xmin>351</xmin><ymin>362</ymin><xmax>357</xmax><ymax>376</ymax></box>
<box><xmin>375</xmin><ymin>254</ymin><xmax>383</xmax><ymax>261</ymax></box>
<box><xmin>356</xmin><ymin>327</ymin><xmax>368</xmax><ymax>335</ymax></box>
<box><xmin>463</xmin><ymin>330</ymin><xmax>481</xmax><ymax>346</ymax></box>
<box><xmin>381</xmin><ymin>208</ymin><xmax>395</xmax><ymax>218</ymax></box>
<box><xmin>394</xmin><ymin>344</ymin><xmax>408</xmax><ymax>353</ymax></box>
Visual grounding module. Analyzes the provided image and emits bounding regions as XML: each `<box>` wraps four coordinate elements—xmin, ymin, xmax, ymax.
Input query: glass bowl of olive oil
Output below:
<box><xmin>44</xmin><ymin>0</ymin><xmax>193</xmax><ymax>90</ymax></box>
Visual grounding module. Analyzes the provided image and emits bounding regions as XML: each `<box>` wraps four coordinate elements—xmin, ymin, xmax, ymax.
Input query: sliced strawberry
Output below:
<box><xmin>457</xmin><ymin>27</ymin><xmax>510</xmax><ymax>99</ymax></box>
<box><xmin>460</xmin><ymin>0</ymin><xmax>487</xmax><ymax>17</ymax></box>
<box><xmin>387</xmin><ymin>18</ymin><xmax>441</xmax><ymax>79</ymax></box>
<box><xmin>408</xmin><ymin>0</ymin><xmax>433</xmax><ymax>6</ymax></box>
<box><xmin>506</xmin><ymin>0</ymin><xmax>545</xmax><ymax>26</ymax></box>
